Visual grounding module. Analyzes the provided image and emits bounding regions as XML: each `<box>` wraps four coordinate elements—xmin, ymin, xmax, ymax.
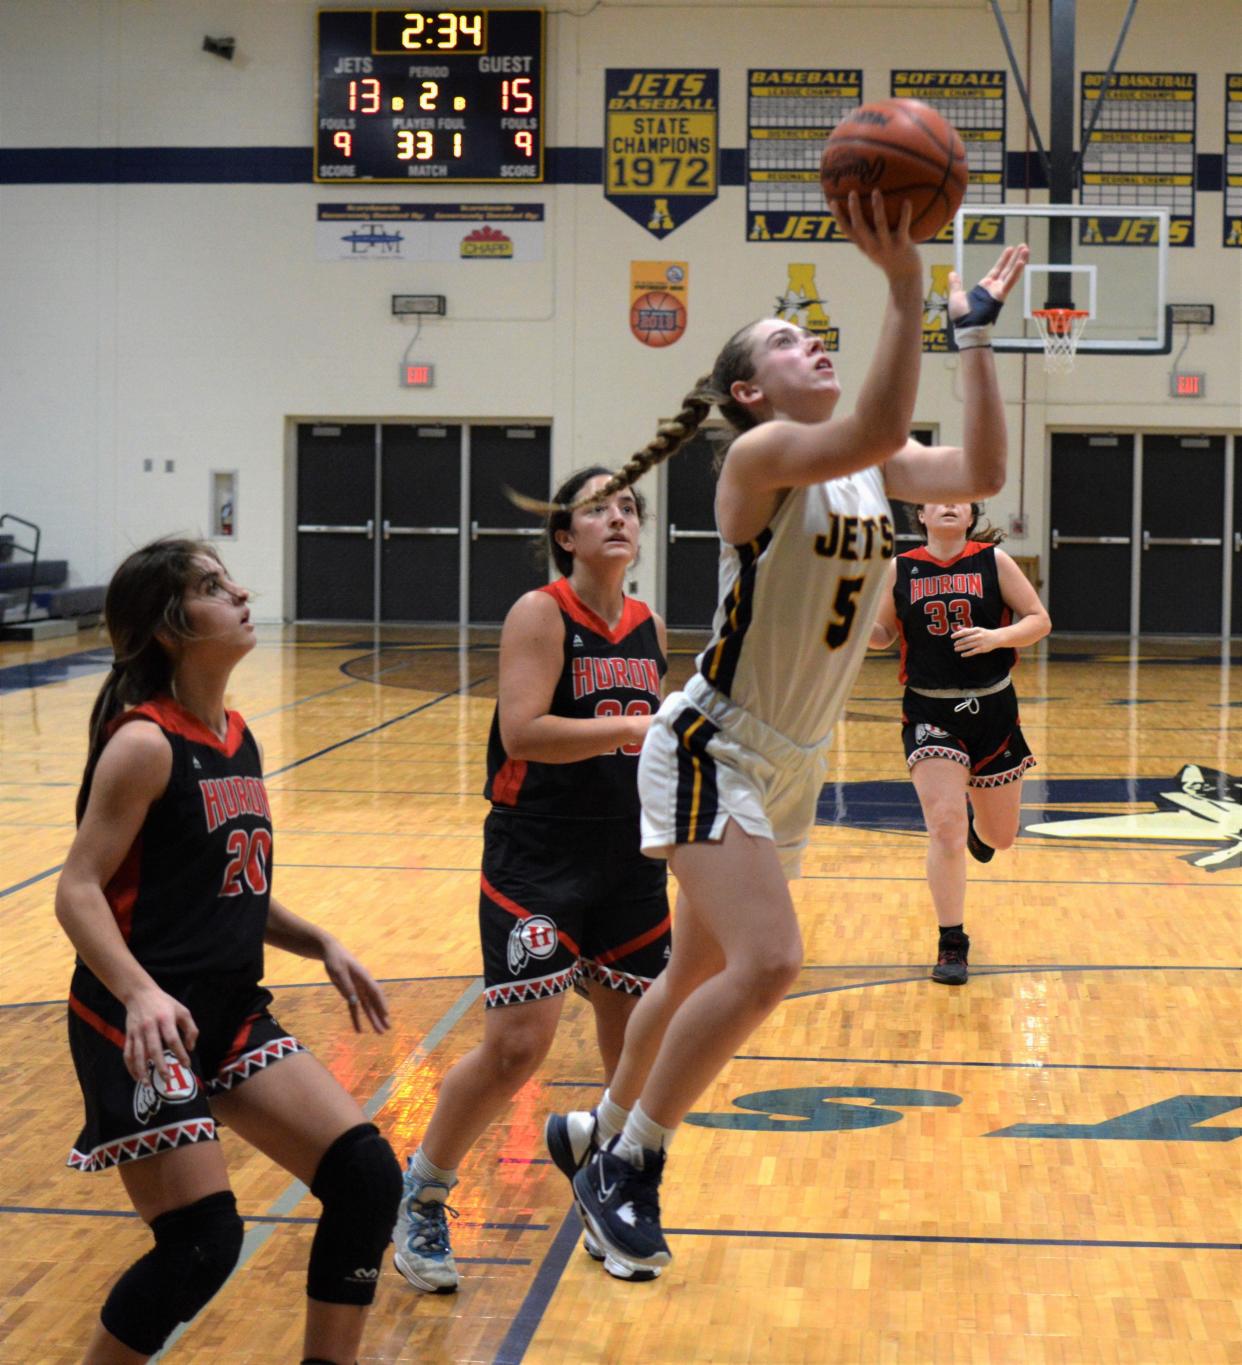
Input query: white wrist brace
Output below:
<box><xmin>952</xmin><ymin>325</ymin><xmax>993</xmax><ymax>350</ymax></box>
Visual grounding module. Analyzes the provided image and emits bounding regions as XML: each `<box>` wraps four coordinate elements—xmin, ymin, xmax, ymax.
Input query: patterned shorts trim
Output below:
<box><xmin>484</xmin><ymin>964</ymin><xmax>578</xmax><ymax>1008</ymax></box>
<box><xmin>206</xmin><ymin>1036</ymin><xmax>306</xmax><ymax>1095</ymax></box>
<box><xmin>68</xmin><ymin>1117</ymin><xmax>219</xmax><ymax>1173</ymax></box>
<box><xmin>970</xmin><ymin>754</ymin><xmax>1037</xmax><ymax>789</ymax></box>
<box><xmin>577</xmin><ymin>958</ymin><xmax>653</xmax><ymax>996</ymax></box>
<box><xmin>907</xmin><ymin>744</ymin><xmax>971</xmax><ymax>770</ymax></box>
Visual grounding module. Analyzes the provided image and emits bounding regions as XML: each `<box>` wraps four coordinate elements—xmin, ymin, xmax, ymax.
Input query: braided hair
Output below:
<box><xmin>74</xmin><ymin>537</ymin><xmax>219</xmax><ymax>824</ymax></box>
<box><xmin>509</xmin><ymin>320</ymin><xmax>768</xmax><ymax>517</ymax></box>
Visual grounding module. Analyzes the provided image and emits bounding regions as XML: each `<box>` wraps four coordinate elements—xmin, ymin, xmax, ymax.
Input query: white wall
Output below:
<box><xmin>2</xmin><ymin>0</ymin><xmax>1239</xmax><ymax>617</ymax></box>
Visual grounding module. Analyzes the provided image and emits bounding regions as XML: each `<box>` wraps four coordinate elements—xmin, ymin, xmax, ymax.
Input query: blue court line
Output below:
<box><xmin>0</xmin><ymin>647</ymin><xmax>113</xmax><ymax>695</ymax></box>
<box><xmin>0</xmin><ymin>864</ymin><xmax>62</xmax><ymax>899</ymax></box>
<box><xmin>662</xmin><ymin>1227</ymin><xmax>1241</xmax><ymax>1252</ymax></box>
<box><xmin>0</xmin><ymin>1204</ymin><xmax>544</xmax><ymax>1237</ymax></box>
<box><xmin>263</xmin><ymin>676</ymin><xmax>493</xmax><ymax>778</ymax></box>
<box><xmin>492</xmin><ymin>1208</ymin><xmax>585</xmax><ymax>1365</ymax></box>
<box><xmin>247</xmin><ymin>677</ymin><xmax>364</xmax><ymax>719</ymax></box>
<box><xmin>735</xmin><ymin>1054</ymin><xmax>1242</xmax><ymax>1075</ymax></box>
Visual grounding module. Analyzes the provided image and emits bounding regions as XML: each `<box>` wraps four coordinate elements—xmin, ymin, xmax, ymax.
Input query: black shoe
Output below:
<box><xmin>932</xmin><ymin>930</ymin><xmax>970</xmax><ymax>986</ymax></box>
<box><xmin>966</xmin><ymin>803</ymin><xmax>995</xmax><ymax>864</ymax></box>
<box><xmin>572</xmin><ymin>1140</ymin><xmax>671</xmax><ymax>1273</ymax></box>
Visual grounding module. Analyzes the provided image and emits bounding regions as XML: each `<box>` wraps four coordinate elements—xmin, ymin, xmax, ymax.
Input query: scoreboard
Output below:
<box><xmin>316</xmin><ymin>9</ymin><xmax>545</xmax><ymax>184</ymax></box>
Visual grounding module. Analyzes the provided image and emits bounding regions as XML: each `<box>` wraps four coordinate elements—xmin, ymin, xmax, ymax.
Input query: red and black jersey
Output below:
<box><xmin>893</xmin><ymin>542</ymin><xmax>1016</xmax><ymax>689</ymax></box>
<box><xmin>93</xmin><ymin>698</ymin><xmax>273</xmax><ymax>983</ymax></box>
<box><xmin>484</xmin><ymin>578</ymin><xmax>665</xmax><ymax>821</ymax></box>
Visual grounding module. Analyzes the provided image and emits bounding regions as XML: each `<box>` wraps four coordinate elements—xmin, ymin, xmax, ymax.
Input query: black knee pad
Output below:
<box><xmin>307</xmin><ymin>1123</ymin><xmax>402</xmax><ymax>1305</ymax></box>
<box><xmin>100</xmin><ymin>1190</ymin><xmax>244</xmax><ymax>1355</ymax></box>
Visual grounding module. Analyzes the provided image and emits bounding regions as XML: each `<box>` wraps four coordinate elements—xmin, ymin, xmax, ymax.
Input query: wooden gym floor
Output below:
<box><xmin>0</xmin><ymin>626</ymin><xmax>1238</xmax><ymax>1364</ymax></box>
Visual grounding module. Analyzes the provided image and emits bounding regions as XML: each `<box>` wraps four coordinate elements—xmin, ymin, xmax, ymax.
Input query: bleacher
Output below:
<box><xmin>0</xmin><ymin>517</ymin><xmax>106</xmax><ymax>640</ymax></box>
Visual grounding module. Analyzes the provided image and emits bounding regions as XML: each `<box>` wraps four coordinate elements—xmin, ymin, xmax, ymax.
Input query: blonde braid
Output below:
<box><xmin>506</xmin><ymin>377</ymin><xmax>717</xmax><ymax>517</ymax></box>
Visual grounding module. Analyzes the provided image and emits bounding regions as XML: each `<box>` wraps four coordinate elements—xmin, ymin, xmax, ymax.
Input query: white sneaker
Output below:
<box><xmin>392</xmin><ymin>1162</ymin><xmax>458</xmax><ymax>1293</ymax></box>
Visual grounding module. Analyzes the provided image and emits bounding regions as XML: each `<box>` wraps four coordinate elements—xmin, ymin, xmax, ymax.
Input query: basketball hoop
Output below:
<box><xmin>1031</xmin><ymin>308</ymin><xmax>1090</xmax><ymax>373</ymax></box>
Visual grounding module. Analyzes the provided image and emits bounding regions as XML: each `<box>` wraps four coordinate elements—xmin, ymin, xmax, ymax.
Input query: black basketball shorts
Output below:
<box><xmin>479</xmin><ymin>810</ymin><xmax>671</xmax><ymax>1008</ymax></box>
<box><xmin>67</xmin><ymin>966</ymin><xmax>305</xmax><ymax>1172</ymax></box>
<box><xmin>901</xmin><ymin>683</ymin><xmax>1036</xmax><ymax>787</ymax></box>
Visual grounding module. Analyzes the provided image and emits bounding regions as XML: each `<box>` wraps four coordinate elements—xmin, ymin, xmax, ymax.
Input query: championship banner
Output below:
<box><xmin>746</xmin><ymin>70</ymin><xmax>861</xmax><ymax>243</ymax></box>
<box><xmin>1079</xmin><ymin>72</ymin><xmax>1196</xmax><ymax>246</ymax></box>
<box><xmin>316</xmin><ymin>203</ymin><xmax>544</xmax><ymax>261</ymax></box>
<box><xmin>605</xmin><ymin>70</ymin><xmax>718</xmax><ymax>238</ymax></box>
<box><xmin>1225</xmin><ymin>75</ymin><xmax>1242</xmax><ymax>248</ymax></box>
<box><xmin>772</xmin><ymin>263</ymin><xmax>839</xmax><ymax>350</ymax></box>
<box><xmin>892</xmin><ymin>71</ymin><xmax>1006</xmax><ymax>243</ymax></box>
<box><xmin>629</xmin><ymin>262</ymin><xmax>688</xmax><ymax>347</ymax></box>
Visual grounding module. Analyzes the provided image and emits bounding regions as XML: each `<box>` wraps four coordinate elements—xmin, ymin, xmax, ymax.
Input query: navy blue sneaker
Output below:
<box><xmin>966</xmin><ymin>803</ymin><xmax>995</xmax><ymax>864</ymax></box>
<box><xmin>546</xmin><ymin>1112</ymin><xmax>661</xmax><ymax>1280</ymax></box>
<box><xmin>572</xmin><ymin>1140</ymin><xmax>671</xmax><ymax>1275</ymax></box>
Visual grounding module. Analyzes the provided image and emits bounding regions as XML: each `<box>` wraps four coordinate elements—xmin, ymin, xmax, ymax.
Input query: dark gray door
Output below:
<box><xmin>1233</xmin><ymin>445</ymin><xmax>1241</xmax><ymax>637</ymax></box>
<box><xmin>468</xmin><ymin>426</ymin><xmax>550</xmax><ymax>623</ymax></box>
<box><xmin>296</xmin><ymin>423</ymin><xmax>375</xmax><ymax>620</ymax></box>
<box><xmin>1140</xmin><ymin>434</ymin><xmax>1225</xmax><ymax>635</ymax></box>
<box><xmin>664</xmin><ymin>430</ymin><xmax>722</xmax><ymax>629</ymax></box>
<box><xmin>1049</xmin><ymin>433</ymin><xmax>1135</xmax><ymax>633</ymax></box>
<box><xmin>381</xmin><ymin>424</ymin><xmax>461</xmax><ymax>622</ymax></box>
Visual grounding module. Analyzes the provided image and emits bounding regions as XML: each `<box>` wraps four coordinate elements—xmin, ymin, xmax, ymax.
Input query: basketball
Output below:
<box><xmin>820</xmin><ymin>100</ymin><xmax>969</xmax><ymax>242</ymax></box>
<box><xmin>630</xmin><ymin>290</ymin><xmax>687</xmax><ymax>347</ymax></box>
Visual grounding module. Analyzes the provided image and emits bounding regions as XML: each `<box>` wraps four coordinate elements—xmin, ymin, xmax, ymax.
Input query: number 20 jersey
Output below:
<box><xmin>697</xmin><ymin>466</ymin><xmax>895</xmax><ymax>748</ymax></box>
<box><xmin>95</xmin><ymin>699</ymin><xmax>273</xmax><ymax>983</ymax></box>
<box><xmin>893</xmin><ymin>541</ymin><xmax>1016</xmax><ymax>690</ymax></box>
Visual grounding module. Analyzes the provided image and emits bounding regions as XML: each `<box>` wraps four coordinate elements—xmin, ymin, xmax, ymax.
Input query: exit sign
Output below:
<box><xmin>1170</xmin><ymin>371</ymin><xmax>1205</xmax><ymax>397</ymax></box>
<box><xmin>401</xmin><ymin>363</ymin><xmax>435</xmax><ymax>388</ymax></box>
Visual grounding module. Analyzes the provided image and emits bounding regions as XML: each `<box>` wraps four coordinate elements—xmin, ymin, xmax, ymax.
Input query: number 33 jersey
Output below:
<box><xmin>697</xmin><ymin>467</ymin><xmax>895</xmax><ymax>748</ymax></box>
<box><xmin>97</xmin><ymin>699</ymin><xmax>273</xmax><ymax>983</ymax></box>
<box><xmin>893</xmin><ymin>541</ymin><xmax>1016</xmax><ymax>690</ymax></box>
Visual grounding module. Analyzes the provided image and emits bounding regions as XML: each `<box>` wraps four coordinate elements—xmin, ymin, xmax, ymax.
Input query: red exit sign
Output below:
<box><xmin>401</xmin><ymin>363</ymin><xmax>436</xmax><ymax>388</ymax></box>
<box><xmin>1170</xmin><ymin>371</ymin><xmax>1205</xmax><ymax>397</ymax></box>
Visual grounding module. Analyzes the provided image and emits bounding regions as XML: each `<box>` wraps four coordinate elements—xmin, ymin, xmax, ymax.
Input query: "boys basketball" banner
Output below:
<box><xmin>629</xmin><ymin>262</ymin><xmax>688</xmax><ymax>347</ymax></box>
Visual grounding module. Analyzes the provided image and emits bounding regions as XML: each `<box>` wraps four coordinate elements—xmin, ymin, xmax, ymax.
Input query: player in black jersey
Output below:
<box><xmin>56</xmin><ymin>538</ymin><xmax>401</xmax><ymax>1365</ymax></box>
<box><xmin>870</xmin><ymin>503</ymin><xmax>1050</xmax><ymax>984</ymax></box>
<box><xmin>393</xmin><ymin>468</ymin><xmax>671</xmax><ymax>1292</ymax></box>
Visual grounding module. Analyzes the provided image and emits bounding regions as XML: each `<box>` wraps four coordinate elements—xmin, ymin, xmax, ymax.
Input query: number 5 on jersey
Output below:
<box><xmin>824</xmin><ymin>576</ymin><xmax>865</xmax><ymax>650</ymax></box>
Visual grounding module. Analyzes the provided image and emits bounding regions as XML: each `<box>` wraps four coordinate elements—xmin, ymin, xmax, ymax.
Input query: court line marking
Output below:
<box><xmin>0</xmin><ymin>1206</ymin><xmax>546</xmax><ymax>1235</ymax></box>
<box><xmin>491</xmin><ymin>1208</ymin><xmax>584</xmax><ymax>1365</ymax></box>
<box><xmin>3</xmin><ymin>963</ymin><xmax>1237</xmax><ymax>1013</ymax></box>
<box><xmin>733</xmin><ymin>1054</ymin><xmax>1242</xmax><ymax>1074</ymax></box>
<box><xmin>662</xmin><ymin>1227</ymin><xmax>1242</xmax><ymax>1251</ymax></box>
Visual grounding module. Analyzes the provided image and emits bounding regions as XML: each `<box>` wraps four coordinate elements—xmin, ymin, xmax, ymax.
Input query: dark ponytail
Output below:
<box><xmin>75</xmin><ymin>538</ymin><xmax>215</xmax><ymax>824</ymax></box>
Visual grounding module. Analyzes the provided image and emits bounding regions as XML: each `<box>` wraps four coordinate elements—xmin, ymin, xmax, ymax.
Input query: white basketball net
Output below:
<box><xmin>1032</xmin><ymin>309</ymin><xmax>1090</xmax><ymax>373</ymax></box>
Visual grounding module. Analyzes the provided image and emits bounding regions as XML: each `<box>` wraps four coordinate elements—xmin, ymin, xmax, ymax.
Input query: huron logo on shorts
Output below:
<box><xmin>133</xmin><ymin>1052</ymin><xmax>199</xmax><ymax>1123</ymax></box>
<box><xmin>506</xmin><ymin>915</ymin><xmax>559</xmax><ymax>973</ymax></box>
<box><xmin>915</xmin><ymin>723</ymin><xmax>950</xmax><ymax>743</ymax></box>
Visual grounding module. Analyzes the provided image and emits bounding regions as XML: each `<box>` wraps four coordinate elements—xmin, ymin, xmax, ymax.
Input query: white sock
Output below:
<box><xmin>614</xmin><ymin>1102</ymin><xmax>676</xmax><ymax>1167</ymax></box>
<box><xmin>409</xmin><ymin>1146</ymin><xmax>458</xmax><ymax>1196</ymax></box>
<box><xmin>595</xmin><ymin>1089</ymin><xmax>629</xmax><ymax>1144</ymax></box>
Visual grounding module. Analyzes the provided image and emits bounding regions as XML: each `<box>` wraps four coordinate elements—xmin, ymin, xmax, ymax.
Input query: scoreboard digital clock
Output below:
<box><xmin>316</xmin><ymin>9</ymin><xmax>544</xmax><ymax>184</ymax></box>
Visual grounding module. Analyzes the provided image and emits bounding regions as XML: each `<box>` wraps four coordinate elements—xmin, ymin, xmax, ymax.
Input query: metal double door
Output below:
<box><xmin>295</xmin><ymin>422</ymin><xmax>550</xmax><ymax>624</ymax></box>
<box><xmin>1048</xmin><ymin>432</ymin><xmax>1235</xmax><ymax>635</ymax></box>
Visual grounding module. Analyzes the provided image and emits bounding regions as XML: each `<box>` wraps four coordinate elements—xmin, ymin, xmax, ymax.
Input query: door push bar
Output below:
<box><xmin>1141</xmin><ymin>531</ymin><xmax>1222</xmax><ymax>550</ymax></box>
<box><xmin>382</xmin><ymin>521</ymin><xmax>458</xmax><ymax>539</ymax></box>
<box><xmin>1050</xmin><ymin>530</ymin><xmax>1129</xmax><ymax>549</ymax></box>
<box><xmin>297</xmin><ymin>520</ymin><xmax>375</xmax><ymax>538</ymax></box>
<box><xmin>469</xmin><ymin>522</ymin><xmax>542</xmax><ymax>541</ymax></box>
<box><xmin>668</xmin><ymin>525</ymin><xmax>717</xmax><ymax>543</ymax></box>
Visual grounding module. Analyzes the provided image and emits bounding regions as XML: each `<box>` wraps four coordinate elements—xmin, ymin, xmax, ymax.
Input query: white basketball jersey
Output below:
<box><xmin>696</xmin><ymin>466</ymin><xmax>895</xmax><ymax>747</ymax></box>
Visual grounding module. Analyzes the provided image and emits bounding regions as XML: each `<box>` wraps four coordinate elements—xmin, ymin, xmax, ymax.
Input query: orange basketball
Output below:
<box><xmin>820</xmin><ymin>100</ymin><xmax>969</xmax><ymax>243</ymax></box>
<box><xmin>630</xmin><ymin>290</ymin><xmax>686</xmax><ymax>347</ymax></box>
